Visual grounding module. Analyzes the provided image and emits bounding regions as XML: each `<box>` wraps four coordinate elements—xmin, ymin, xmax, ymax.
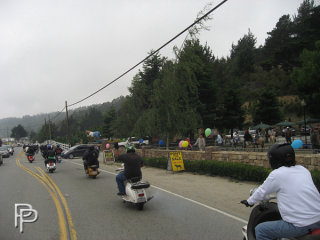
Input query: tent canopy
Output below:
<box><xmin>251</xmin><ymin>122</ymin><xmax>272</xmax><ymax>130</ymax></box>
<box><xmin>296</xmin><ymin>118</ymin><xmax>320</xmax><ymax>125</ymax></box>
<box><xmin>275</xmin><ymin>121</ymin><xmax>295</xmax><ymax>127</ymax></box>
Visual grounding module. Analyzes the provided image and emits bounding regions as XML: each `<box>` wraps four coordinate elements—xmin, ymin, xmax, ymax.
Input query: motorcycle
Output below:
<box><xmin>241</xmin><ymin>189</ymin><xmax>320</xmax><ymax>240</ymax></box>
<box><xmin>86</xmin><ymin>164</ymin><xmax>99</xmax><ymax>179</ymax></box>
<box><xmin>27</xmin><ymin>154</ymin><xmax>35</xmax><ymax>163</ymax></box>
<box><xmin>46</xmin><ymin>157</ymin><xmax>56</xmax><ymax>173</ymax></box>
<box><xmin>116</xmin><ymin>166</ymin><xmax>153</xmax><ymax>210</ymax></box>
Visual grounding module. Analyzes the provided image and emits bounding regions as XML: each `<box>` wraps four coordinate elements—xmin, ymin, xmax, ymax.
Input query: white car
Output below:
<box><xmin>118</xmin><ymin>137</ymin><xmax>149</xmax><ymax>148</ymax></box>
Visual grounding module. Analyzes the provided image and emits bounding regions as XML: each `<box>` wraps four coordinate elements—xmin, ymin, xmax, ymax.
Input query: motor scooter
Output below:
<box><xmin>241</xmin><ymin>189</ymin><xmax>320</xmax><ymax>240</ymax></box>
<box><xmin>46</xmin><ymin>157</ymin><xmax>56</xmax><ymax>173</ymax></box>
<box><xmin>116</xmin><ymin>166</ymin><xmax>153</xmax><ymax>210</ymax></box>
<box><xmin>86</xmin><ymin>164</ymin><xmax>99</xmax><ymax>179</ymax></box>
<box><xmin>27</xmin><ymin>154</ymin><xmax>34</xmax><ymax>163</ymax></box>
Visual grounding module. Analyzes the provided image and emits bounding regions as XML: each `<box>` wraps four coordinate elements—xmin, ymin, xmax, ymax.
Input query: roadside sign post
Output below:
<box><xmin>103</xmin><ymin>150</ymin><xmax>115</xmax><ymax>164</ymax></box>
<box><xmin>167</xmin><ymin>151</ymin><xmax>185</xmax><ymax>172</ymax></box>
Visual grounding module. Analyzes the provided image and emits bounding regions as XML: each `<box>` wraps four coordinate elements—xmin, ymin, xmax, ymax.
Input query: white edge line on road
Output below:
<box><xmin>69</xmin><ymin>161</ymin><xmax>247</xmax><ymax>224</ymax></box>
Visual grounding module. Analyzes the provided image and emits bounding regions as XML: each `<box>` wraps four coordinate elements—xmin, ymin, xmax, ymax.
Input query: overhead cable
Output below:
<box><xmin>67</xmin><ymin>0</ymin><xmax>228</xmax><ymax>107</ymax></box>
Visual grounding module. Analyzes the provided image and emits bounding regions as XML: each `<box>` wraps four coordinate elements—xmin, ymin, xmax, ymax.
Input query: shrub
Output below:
<box><xmin>311</xmin><ymin>169</ymin><xmax>320</xmax><ymax>192</ymax></box>
<box><xmin>143</xmin><ymin>157</ymin><xmax>320</xmax><ymax>191</ymax></box>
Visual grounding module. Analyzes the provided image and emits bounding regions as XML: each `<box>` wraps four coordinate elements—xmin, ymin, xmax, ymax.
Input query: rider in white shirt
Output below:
<box><xmin>241</xmin><ymin>143</ymin><xmax>320</xmax><ymax>240</ymax></box>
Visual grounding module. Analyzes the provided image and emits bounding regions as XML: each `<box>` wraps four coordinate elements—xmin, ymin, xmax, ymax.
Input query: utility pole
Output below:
<box><xmin>48</xmin><ymin>115</ymin><xmax>52</xmax><ymax>141</ymax></box>
<box><xmin>44</xmin><ymin>118</ymin><xmax>48</xmax><ymax>144</ymax></box>
<box><xmin>65</xmin><ymin>101</ymin><xmax>71</xmax><ymax>147</ymax></box>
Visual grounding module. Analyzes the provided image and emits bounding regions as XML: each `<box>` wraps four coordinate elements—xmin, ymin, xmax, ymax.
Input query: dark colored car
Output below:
<box><xmin>300</xmin><ymin>125</ymin><xmax>311</xmax><ymax>136</ymax></box>
<box><xmin>2</xmin><ymin>145</ymin><xmax>14</xmax><ymax>155</ymax></box>
<box><xmin>61</xmin><ymin>144</ymin><xmax>97</xmax><ymax>159</ymax></box>
<box><xmin>281</xmin><ymin>127</ymin><xmax>296</xmax><ymax>137</ymax></box>
<box><xmin>0</xmin><ymin>146</ymin><xmax>10</xmax><ymax>158</ymax></box>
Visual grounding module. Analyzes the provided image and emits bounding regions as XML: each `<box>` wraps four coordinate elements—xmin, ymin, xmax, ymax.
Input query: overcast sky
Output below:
<box><xmin>1</xmin><ymin>0</ymin><xmax>318</xmax><ymax>119</ymax></box>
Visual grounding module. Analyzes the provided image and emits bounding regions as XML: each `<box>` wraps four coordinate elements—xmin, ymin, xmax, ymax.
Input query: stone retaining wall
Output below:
<box><xmin>136</xmin><ymin>146</ymin><xmax>320</xmax><ymax>171</ymax></box>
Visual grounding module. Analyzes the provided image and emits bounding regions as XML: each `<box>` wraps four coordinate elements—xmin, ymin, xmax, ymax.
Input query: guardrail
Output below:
<box><xmin>45</xmin><ymin>140</ymin><xmax>70</xmax><ymax>151</ymax></box>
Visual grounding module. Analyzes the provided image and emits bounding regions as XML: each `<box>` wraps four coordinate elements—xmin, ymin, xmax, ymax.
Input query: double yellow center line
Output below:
<box><xmin>16</xmin><ymin>150</ymin><xmax>77</xmax><ymax>240</ymax></box>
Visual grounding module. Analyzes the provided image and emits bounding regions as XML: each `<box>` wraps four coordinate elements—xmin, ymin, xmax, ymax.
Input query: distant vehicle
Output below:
<box><xmin>0</xmin><ymin>146</ymin><xmax>10</xmax><ymax>158</ymax></box>
<box><xmin>118</xmin><ymin>137</ymin><xmax>149</xmax><ymax>148</ymax></box>
<box><xmin>2</xmin><ymin>145</ymin><xmax>14</xmax><ymax>155</ymax></box>
<box><xmin>225</xmin><ymin>130</ymin><xmax>245</xmax><ymax>140</ymax></box>
<box><xmin>281</xmin><ymin>127</ymin><xmax>296</xmax><ymax>137</ymax></box>
<box><xmin>300</xmin><ymin>125</ymin><xmax>311</xmax><ymax>136</ymax></box>
<box><xmin>61</xmin><ymin>144</ymin><xmax>97</xmax><ymax>159</ymax></box>
<box><xmin>248</xmin><ymin>128</ymin><xmax>256</xmax><ymax>135</ymax></box>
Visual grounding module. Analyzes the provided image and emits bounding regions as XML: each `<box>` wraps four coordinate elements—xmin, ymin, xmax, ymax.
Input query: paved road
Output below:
<box><xmin>0</xmin><ymin>148</ymin><xmax>255</xmax><ymax>240</ymax></box>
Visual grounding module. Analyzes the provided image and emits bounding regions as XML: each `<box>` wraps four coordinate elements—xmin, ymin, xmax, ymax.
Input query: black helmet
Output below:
<box><xmin>268</xmin><ymin>143</ymin><xmax>296</xmax><ymax>170</ymax></box>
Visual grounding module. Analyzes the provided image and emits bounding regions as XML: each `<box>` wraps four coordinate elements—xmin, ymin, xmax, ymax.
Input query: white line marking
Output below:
<box><xmin>69</xmin><ymin>161</ymin><xmax>247</xmax><ymax>224</ymax></box>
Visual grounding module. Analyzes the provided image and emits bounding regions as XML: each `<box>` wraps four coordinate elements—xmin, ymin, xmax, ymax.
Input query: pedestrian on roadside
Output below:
<box><xmin>193</xmin><ymin>133</ymin><xmax>206</xmax><ymax>151</ymax></box>
<box><xmin>243</xmin><ymin>129</ymin><xmax>252</xmax><ymax>151</ymax></box>
<box><xmin>216</xmin><ymin>133</ymin><xmax>223</xmax><ymax>146</ymax></box>
<box><xmin>285</xmin><ymin>127</ymin><xmax>292</xmax><ymax>144</ymax></box>
<box><xmin>233</xmin><ymin>131</ymin><xmax>240</xmax><ymax>147</ymax></box>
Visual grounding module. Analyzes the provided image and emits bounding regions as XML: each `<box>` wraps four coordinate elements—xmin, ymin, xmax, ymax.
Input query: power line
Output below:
<box><xmin>67</xmin><ymin>0</ymin><xmax>228</xmax><ymax>108</ymax></box>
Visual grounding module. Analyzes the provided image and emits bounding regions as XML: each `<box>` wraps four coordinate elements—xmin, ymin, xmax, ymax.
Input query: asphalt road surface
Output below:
<box><xmin>0</xmin><ymin>148</ymin><xmax>249</xmax><ymax>240</ymax></box>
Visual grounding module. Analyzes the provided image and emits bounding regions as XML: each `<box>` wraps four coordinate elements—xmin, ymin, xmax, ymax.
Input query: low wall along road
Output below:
<box><xmin>136</xmin><ymin>146</ymin><xmax>320</xmax><ymax>171</ymax></box>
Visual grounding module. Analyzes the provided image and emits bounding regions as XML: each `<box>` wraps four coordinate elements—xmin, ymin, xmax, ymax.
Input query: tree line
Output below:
<box><xmin>10</xmin><ymin>0</ymin><xmax>320</xmax><ymax>145</ymax></box>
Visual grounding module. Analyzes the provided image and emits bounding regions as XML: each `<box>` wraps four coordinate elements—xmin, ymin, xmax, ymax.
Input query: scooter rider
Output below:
<box><xmin>116</xmin><ymin>144</ymin><xmax>144</xmax><ymax>196</ymax></box>
<box><xmin>45</xmin><ymin>145</ymin><xmax>56</xmax><ymax>167</ymax></box>
<box><xmin>241</xmin><ymin>143</ymin><xmax>320</xmax><ymax>240</ymax></box>
<box><xmin>55</xmin><ymin>145</ymin><xmax>63</xmax><ymax>156</ymax></box>
<box><xmin>82</xmin><ymin>146</ymin><xmax>99</xmax><ymax>173</ymax></box>
<box><xmin>26</xmin><ymin>145</ymin><xmax>36</xmax><ymax>156</ymax></box>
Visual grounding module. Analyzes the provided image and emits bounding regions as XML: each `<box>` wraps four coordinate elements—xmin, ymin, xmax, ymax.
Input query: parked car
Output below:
<box><xmin>281</xmin><ymin>127</ymin><xmax>296</xmax><ymax>137</ymax></box>
<box><xmin>61</xmin><ymin>144</ymin><xmax>97</xmax><ymax>159</ymax></box>
<box><xmin>0</xmin><ymin>146</ymin><xmax>10</xmax><ymax>158</ymax></box>
<box><xmin>118</xmin><ymin>137</ymin><xmax>150</xmax><ymax>148</ymax></box>
<box><xmin>2</xmin><ymin>145</ymin><xmax>14</xmax><ymax>155</ymax></box>
<box><xmin>300</xmin><ymin>125</ymin><xmax>312</xmax><ymax>136</ymax></box>
<box><xmin>225</xmin><ymin>130</ymin><xmax>245</xmax><ymax>141</ymax></box>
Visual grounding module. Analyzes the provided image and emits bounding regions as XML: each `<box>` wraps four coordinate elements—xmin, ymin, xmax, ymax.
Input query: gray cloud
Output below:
<box><xmin>0</xmin><ymin>0</ymin><xmax>315</xmax><ymax>119</ymax></box>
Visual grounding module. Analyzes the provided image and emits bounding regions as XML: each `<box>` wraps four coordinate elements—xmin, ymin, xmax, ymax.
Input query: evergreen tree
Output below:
<box><xmin>10</xmin><ymin>124</ymin><xmax>28</xmax><ymax>140</ymax></box>
<box><xmin>252</xmin><ymin>88</ymin><xmax>282</xmax><ymax>125</ymax></box>
<box><xmin>217</xmin><ymin>86</ymin><xmax>244</xmax><ymax>135</ymax></box>
<box><xmin>292</xmin><ymin>40</ymin><xmax>320</xmax><ymax>118</ymax></box>
<box><xmin>230</xmin><ymin>30</ymin><xmax>257</xmax><ymax>76</ymax></box>
<box><xmin>102</xmin><ymin>105</ymin><xmax>117</xmax><ymax>138</ymax></box>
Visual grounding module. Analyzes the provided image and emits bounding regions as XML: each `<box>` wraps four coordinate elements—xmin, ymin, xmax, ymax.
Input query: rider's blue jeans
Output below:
<box><xmin>116</xmin><ymin>171</ymin><xmax>126</xmax><ymax>194</ymax></box>
<box><xmin>255</xmin><ymin>219</ymin><xmax>320</xmax><ymax>240</ymax></box>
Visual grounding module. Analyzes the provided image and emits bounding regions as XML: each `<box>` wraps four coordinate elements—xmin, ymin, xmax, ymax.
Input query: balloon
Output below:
<box><xmin>94</xmin><ymin>131</ymin><xmax>100</xmax><ymax>138</ymax></box>
<box><xmin>159</xmin><ymin>140</ymin><xmax>164</xmax><ymax>146</ymax></box>
<box><xmin>291</xmin><ymin>139</ymin><xmax>303</xmax><ymax>149</ymax></box>
<box><xmin>106</xmin><ymin>143</ymin><xmax>110</xmax><ymax>149</ymax></box>
<box><xmin>182</xmin><ymin>141</ymin><xmax>189</xmax><ymax>148</ymax></box>
<box><xmin>179</xmin><ymin>140</ymin><xmax>184</xmax><ymax>148</ymax></box>
<box><xmin>122</xmin><ymin>138</ymin><xmax>126</xmax><ymax>142</ymax></box>
<box><xmin>205</xmin><ymin>128</ymin><xmax>211</xmax><ymax>137</ymax></box>
<box><xmin>139</xmin><ymin>138</ymin><xmax>143</xmax><ymax>144</ymax></box>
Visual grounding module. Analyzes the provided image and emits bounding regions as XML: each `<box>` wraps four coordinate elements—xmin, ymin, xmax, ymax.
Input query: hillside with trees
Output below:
<box><xmin>3</xmin><ymin>0</ymin><xmax>320</xmax><ymax>145</ymax></box>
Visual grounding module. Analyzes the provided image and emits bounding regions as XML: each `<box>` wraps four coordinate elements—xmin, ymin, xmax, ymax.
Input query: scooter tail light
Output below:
<box><xmin>138</xmin><ymin>193</ymin><xmax>144</xmax><ymax>197</ymax></box>
<box><xmin>49</xmin><ymin>163</ymin><xmax>54</xmax><ymax>166</ymax></box>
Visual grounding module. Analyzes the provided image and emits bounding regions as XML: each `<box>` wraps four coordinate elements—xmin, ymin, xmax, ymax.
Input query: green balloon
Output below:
<box><xmin>122</xmin><ymin>138</ymin><xmax>126</xmax><ymax>142</ymax></box>
<box><xmin>205</xmin><ymin>128</ymin><xmax>211</xmax><ymax>137</ymax></box>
